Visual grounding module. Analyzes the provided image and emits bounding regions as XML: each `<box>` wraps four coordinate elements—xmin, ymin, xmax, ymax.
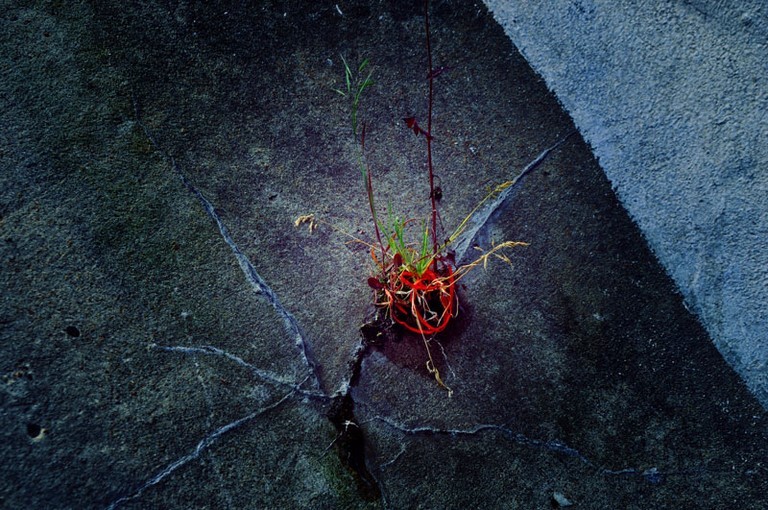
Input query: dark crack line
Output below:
<box><xmin>105</xmin><ymin>389</ymin><xmax>295</xmax><ymax>510</ymax></box>
<box><xmin>132</xmin><ymin>96</ymin><xmax>697</xmax><ymax>508</ymax></box>
<box><xmin>152</xmin><ymin>344</ymin><xmax>327</xmax><ymax>400</ymax></box>
<box><xmin>452</xmin><ymin>131</ymin><xmax>577</xmax><ymax>264</ymax></box>
<box><xmin>333</xmin><ymin>338</ymin><xmax>368</xmax><ymax>397</ymax></box>
<box><xmin>130</xmin><ymin>95</ymin><xmax>380</xmax><ymax>504</ymax></box>
<box><xmin>372</xmin><ymin>415</ymin><xmax>591</xmax><ymax>465</ymax></box>
<box><xmin>369</xmin><ymin>413</ymin><xmax>729</xmax><ymax>486</ymax></box>
<box><xmin>132</xmin><ymin>95</ymin><xmax>320</xmax><ymax>390</ymax></box>
<box><xmin>157</xmin><ymin>341</ymin><xmax>382</xmax><ymax>503</ymax></box>
<box><xmin>174</xmin><ymin>170</ymin><xmax>320</xmax><ymax>388</ymax></box>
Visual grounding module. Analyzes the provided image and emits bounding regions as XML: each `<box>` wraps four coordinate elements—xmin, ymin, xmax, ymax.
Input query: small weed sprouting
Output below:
<box><xmin>299</xmin><ymin>0</ymin><xmax>527</xmax><ymax>395</ymax></box>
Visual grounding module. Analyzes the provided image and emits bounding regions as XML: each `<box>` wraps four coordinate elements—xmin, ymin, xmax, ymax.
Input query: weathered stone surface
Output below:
<box><xmin>1</xmin><ymin>1</ymin><xmax>766</xmax><ymax>508</ymax></box>
<box><xmin>484</xmin><ymin>0</ymin><xmax>768</xmax><ymax>408</ymax></box>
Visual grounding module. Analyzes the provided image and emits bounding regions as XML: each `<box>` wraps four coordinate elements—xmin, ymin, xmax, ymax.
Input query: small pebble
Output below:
<box><xmin>553</xmin><ymin>492</ymin><xmax>573</xmax><ymax>507</ymax></box>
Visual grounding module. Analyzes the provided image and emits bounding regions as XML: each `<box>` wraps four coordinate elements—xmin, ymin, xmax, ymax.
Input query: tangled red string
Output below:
<box><xmin>385</xmin><ymin>263</ymin><xmax>455</xmax><ymax>335</ymax></box>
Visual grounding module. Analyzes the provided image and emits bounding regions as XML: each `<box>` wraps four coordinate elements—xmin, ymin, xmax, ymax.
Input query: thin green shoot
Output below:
<box><xmin>382</xmin><ymin>205</ymin><xmax>435</xmax><ymax>277</ymax></box>
<box><xmin>415</xmin><ymin>220</ymin><xmax>433</xmax><ymax>275</ymax></box>
<box><xmin>335</xmin><ymin>55</ymin><xmax>374</xmax><ymax>140</ymax></box>
<box><xmin>336</xmin><ymin>56</ymin><xmax>382</xmax><ymax>253</ymax></box>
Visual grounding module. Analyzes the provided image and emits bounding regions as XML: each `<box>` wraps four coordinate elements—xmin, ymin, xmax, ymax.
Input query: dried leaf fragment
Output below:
<box><xmin>294</xmin><ymin>214</ymin><xmax>317</xmax><ymax>233</ymax></box>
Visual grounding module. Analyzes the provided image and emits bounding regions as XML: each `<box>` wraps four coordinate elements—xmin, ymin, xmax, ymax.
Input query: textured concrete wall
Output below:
<box><xmin>483</xmin><ymin>0</ymin><xmax>768</xmax><ymax>407</ymax></box>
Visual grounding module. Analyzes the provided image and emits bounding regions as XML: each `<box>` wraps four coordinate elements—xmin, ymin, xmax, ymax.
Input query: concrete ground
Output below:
<box><xmin>1</xmin><ymin>1</ymin><xmax>766</xmax><ymax>508</ymax></box>
<box><xmin>484</xmin><ymin>0</ymin><xmax>768</xmax><ymax>409</ymax></box>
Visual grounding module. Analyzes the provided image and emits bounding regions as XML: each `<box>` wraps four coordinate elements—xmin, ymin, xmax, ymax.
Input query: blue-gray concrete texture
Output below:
<box><xmin>483</xmin><ymin>0</ymin><xmax>768</xmax><ymax>408</ymax></box>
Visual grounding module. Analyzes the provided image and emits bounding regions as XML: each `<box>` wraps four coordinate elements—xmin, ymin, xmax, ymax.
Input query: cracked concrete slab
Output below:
<box><xmin>1</xmin><ymin>1</ymin><xmax>767</xmax><ymax>508</ymax></box>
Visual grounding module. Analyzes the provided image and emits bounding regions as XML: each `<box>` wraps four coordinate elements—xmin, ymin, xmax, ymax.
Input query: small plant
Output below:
<box><xmin>304</xmin><ymin>0</ymin><xmax>527</xmax><ymax>395</ymax></box>
<box><xmin>333</xmin><ymin>56</ymin><xmax>384</xmax><ymax>252</ymax></box>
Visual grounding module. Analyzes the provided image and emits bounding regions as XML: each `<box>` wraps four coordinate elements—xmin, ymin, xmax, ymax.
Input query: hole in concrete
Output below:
<box><xmin>26</xmin><ymin>423</ymin><xmax>42</xmax><ymax>438</ymax></box>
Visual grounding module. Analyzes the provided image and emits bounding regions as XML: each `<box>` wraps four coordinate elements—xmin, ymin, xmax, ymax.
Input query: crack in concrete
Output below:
<box><xmin>127</xmin><ymin>97</ymin><xmax>381</xmax><ymax>504</ymax></box>
<box><xmin>332</xmin><ymin>338</ymin><xmax>368</xmax><ymax>398</ymax></box>
<box><xmin>150</xmin><ymin>342</ymin><xmax>382</xmax><ymax>503</ymax></box>
<box><xmin>123</xmin><ymin>335</ymin><xmax>722</xmax><ymax>510</ymax></box>
<box><xmin>125</xmin><ymin>105</ymin><xmax>586</xmax><ymax>505</ymax></box>
<box><xmin>364</xmin><ymin>411</ymin><xmax>734</xmax><ymax>493</ymax></box>
<box><xmin>132</xmin><ymin>96</ymin><xmax>320</xmax><ymax>391</ymax></box>
<box><xmin>174</xmin><ymin>171</ymin><xmax>320</xmax><ymax>389</ymax></box>
<box><xmin>127</xmin><ymin>99</ymin><xmax>732</xmax><ymax>508</ymax></box>
<box><xmin>151</xmin><ymin>344</ymin><xmax>325</xmax><ymax>400</ymax></box>
<box><xmin>105</xmin><ymin>389</ymin><xmax>296</xmax><ymax>510</ymax></box>
<box><xmin>451</xmin><ymin>130</ymin><xmax>577</xmax><ymax>265</ymax></box>
<box><xmin>370</xmin><ymin>414</ymin><xmax>592</xmax><ymax>467</ymax></box>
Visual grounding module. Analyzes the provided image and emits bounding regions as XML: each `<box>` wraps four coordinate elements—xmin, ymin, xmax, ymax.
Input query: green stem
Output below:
<box><xmin>424</xmin><ymin>0</ymin><xmax>438</xmax><ymax>265</ymax></box>
<box><xmin>356</xmin><ymin>118</ymin><xmax>385</xmax><ymax>257</ymax></box>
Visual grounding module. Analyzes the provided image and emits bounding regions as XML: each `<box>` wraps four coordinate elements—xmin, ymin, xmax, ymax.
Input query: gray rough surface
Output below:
<box><xmin>483</xmin><ymin>0</ymin><xmax>768</xmax><ymax>407</ymax></box>
<box><xmin>2</xmin><ymin>1</ymin><xmax>768</xmax><ymax>508</ymax></box>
